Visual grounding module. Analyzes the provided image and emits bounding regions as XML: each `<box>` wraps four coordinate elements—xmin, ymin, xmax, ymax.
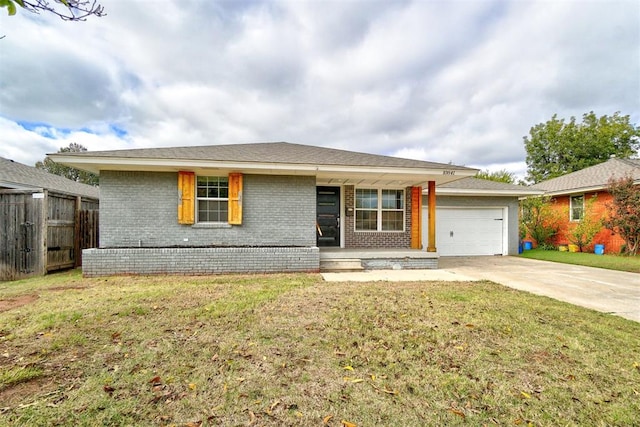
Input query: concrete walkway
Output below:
<box><xmin>321</xmin><ymin>256</ymin><xmax>640</xmax><ymax>322</ymax></box>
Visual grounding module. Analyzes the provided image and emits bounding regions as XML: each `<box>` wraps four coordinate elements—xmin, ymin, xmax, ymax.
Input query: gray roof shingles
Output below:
<box><xmin>52</xmin><ymin>141</ymin><xmax>474</xmax><ymax>171</ymax></box>
<box><xmin>0</xmin><ymin>157</ymin><xmax>99</xmax><ymax>199</ymax></box>
<box><xmin>439</xmin><ymin>177</ymin><xmax>535</xmax><ymax>191</ymax></box>
<box><xmin>531</xmin><ymin>158</ymin><xmax>640</xmax><ymax>194</ymax></box>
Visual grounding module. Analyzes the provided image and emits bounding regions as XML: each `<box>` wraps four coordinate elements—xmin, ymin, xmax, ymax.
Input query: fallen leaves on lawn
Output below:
<box><xmin>323</xmin><ymin>414</ymin><xmax>333</xmax><ymax>424</ymax></box>
<box><xmin>448</xmin><ymin>407</ymin><xmax>465</xmax><ymax>419</ymax></box>
<box><xmin>341</xmin><ymin>420</ymin><xmax>357</xmax><ymax>427</ymax></box>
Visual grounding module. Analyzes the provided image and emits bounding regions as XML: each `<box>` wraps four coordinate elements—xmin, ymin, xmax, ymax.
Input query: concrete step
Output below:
<box><xmin>320</xmin><ymin>258</ymin><xmax>364</xmax><ymax>272</ymax></box>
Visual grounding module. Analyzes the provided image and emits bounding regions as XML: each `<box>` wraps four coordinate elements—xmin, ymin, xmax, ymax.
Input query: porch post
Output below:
<box><xmin>427</xmin><ymin>180</ymin><xmax>436</xmax><ymax>252</ymax></box>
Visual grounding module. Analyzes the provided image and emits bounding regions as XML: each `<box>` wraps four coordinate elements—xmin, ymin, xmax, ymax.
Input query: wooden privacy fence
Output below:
<box><xmin>0</xmin><ymin>189</ymin><xmax>99</xmax><ymax>281</ymax></box>
<box><xmin>76</xmin><ymin>209</ymin><xmax>99</xmax><ymax>268</ymax></box>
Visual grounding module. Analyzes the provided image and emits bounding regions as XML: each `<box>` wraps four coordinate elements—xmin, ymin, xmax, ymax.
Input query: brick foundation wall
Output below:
<box><xmin>82</xmin><ymin>247</ymin><xmax>320</xmax><ymax>277</ymax></box>
<box><xmin>343</xmin><ymin>185</ymin><xmax>412</xmax><ymax>248</ymax></box>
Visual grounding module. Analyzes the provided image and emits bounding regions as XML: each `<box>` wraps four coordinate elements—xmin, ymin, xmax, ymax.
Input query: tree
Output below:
<box><xmin>476</xmin><ymin>169</ymin><xmax>516</xmax><ymax>184</ymax></box>
<box><xmin>0</xmin><ymin>0</ymin><xmax>104</xmax><ymax>21</ymax></box>
<box><xmin>36</xmin><ymin>142</ymin><xmax>98</xmax><ymax>186</ymax></box>
<box><xmin>567</xmin><ymin>196</ymin><xmax>603</xmax><ymax>252</ymax></box>
<box><xmin>604</xmin><ymin>176</ymin><xmax>640</xmax><ymax>255</ymax></box>
<box><xmin>520</xmin><ymin>196</ymin><xmax>564</xmax><ymax>248</ymax></box>
<box><xmin>524</xmin><ymin>112</ymin><xmax>640</xmax><ymax>184</ymax></box>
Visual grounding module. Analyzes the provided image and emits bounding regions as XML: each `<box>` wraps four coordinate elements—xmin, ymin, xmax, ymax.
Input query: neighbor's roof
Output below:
<box><xmin>531</xmin><ymin>158</ymin><xmax>640</xmax><ymax>195</ymax></box>
<box><xmin>0</xmin><ymin>157</ymin><xmax>99</xmax><ymax>199</ymax></box>
<box><xmin>49</xmin><ymin>141</ymin><xmax>478</xmax><ymax>187</ymax></box>
<box><xmin>436</xmin><ymin>177</ymin><xmax>543</xmax><ymax>197</ymax></box>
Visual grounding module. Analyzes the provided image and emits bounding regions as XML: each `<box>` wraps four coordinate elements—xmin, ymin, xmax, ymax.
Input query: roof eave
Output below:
<box><xmin>49</xmin><ymin>155</ymin><xmax>478</xmax><ymax>185</ymax></box>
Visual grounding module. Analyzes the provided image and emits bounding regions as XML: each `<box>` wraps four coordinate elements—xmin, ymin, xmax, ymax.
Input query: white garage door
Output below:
<box><xmin>423</xmin><ymin>208</ymin><xmax>505</xmax><ymax>256</ymax></box>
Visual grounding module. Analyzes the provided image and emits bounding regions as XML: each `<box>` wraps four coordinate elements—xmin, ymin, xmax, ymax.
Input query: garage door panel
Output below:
<box><xmin>424</xmin><ymin>208</ymin><xmax>504</xmax><ymax>256</ymax></box>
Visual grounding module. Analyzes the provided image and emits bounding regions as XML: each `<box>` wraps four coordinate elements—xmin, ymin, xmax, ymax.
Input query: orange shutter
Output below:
<box><xmin>178</xmin><ymin>171</ymin><xmax>195</xmax><ymax>224</ymax></box>
<box><xmin>410</xmin><ymin>186</ymin><xmax>422</xmax><ymax>249</ymax></box>
<box><xmin>228</xmin><ymin>173</ymin><xmax>243</xmax><ymax>225</ymax></box>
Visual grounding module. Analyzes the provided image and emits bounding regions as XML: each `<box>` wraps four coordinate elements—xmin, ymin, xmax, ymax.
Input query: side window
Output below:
<box><xmin>197</xmin><ymin>176</ymin><xmax>229</xmax><ymax>223</ymax></box>
<box><xmin>570</xmin><ymin>194</ymin><xmax>584</xmax><ymax>221</ymax></box>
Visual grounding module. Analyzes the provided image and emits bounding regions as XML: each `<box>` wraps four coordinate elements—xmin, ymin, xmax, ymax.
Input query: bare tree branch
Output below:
<box><xmin>4</xmin><ymin>0</ymin><xmax>105</xmax><ymax>21</ymax></box>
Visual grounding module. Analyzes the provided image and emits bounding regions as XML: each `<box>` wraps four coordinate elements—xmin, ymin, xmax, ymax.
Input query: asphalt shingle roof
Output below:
<box><xmin>51</xmin><ymin>141</ymin><xmax>472</xmax><ymax>171</ymax></box>
<box><xmin>0</xmin><ymin>157</ymin><xmax>99</xmax><ymax>199</ymax></box>
<box><xmin>439</xmin><ymin>177</ymin><xmax>532</xmax><ymax>191</ymax></box>
<box><xmin>531</xmin><ymin>158</ymin><xmax>640</xmax><ymax>194</ymax></box>
<box><xmin>436</xmin><ymin>177</ymin><xmax>541</xmax><ymax>196</ymax></box>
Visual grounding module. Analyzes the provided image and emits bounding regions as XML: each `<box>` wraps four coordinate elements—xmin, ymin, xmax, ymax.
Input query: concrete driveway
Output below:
<box><xmin>322</xmin><ymin>256</ymin><xmax>640</xmax><ymax>322</ymax></box>
<box><xmin>439</xmin><ymin>256</ymin><xmax>640</xmax><ymax>322</ymax></box>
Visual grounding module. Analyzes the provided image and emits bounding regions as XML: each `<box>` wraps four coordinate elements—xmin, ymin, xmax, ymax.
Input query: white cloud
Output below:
<box><xmin>0</xmin><ymin>0</ymin><xmax>637</xmax><ymax>172</ymax></box>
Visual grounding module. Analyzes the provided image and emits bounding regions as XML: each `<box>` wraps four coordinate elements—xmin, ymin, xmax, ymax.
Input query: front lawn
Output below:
<box><xmin>1</xmin><ymin>270</ymin><xmax>639</xmax><ymax>426</ymax></box>
<box><xmin>520</xmin><ymin>248</ymin><xmax>640</xmax><ymax>273</ymax></box>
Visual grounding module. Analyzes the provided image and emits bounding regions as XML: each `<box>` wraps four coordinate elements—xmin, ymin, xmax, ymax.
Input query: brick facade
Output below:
<box><xmin>343</xmin><ymin>185</ymin><xmax>412</xmax><ymax>248</ymax></box>
<box><xmin>99</xmin><ymin>171</ymin><xmax>316</xmax><ymax>248</ymax></box>
<box><xmin>547</xmin><ymin>191</ymin><xmax>625</xmax><ymax>254</ymax></box>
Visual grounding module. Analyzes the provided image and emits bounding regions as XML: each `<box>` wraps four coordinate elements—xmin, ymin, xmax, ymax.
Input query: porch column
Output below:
<box><xmin>427</xmin><ymin>180</ymin><xmax>437</xmax><ymax>252</ymax></box>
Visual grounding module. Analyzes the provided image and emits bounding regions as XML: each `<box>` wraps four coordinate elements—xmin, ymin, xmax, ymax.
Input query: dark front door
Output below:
<box><xmin>316</xmin><ymin>186</ymin><xmax>340</xmax><ymax>247</ymax></box>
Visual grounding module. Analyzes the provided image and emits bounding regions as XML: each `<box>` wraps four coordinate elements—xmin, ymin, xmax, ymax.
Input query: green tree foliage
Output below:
<box><xmin>567</xmin><ymin>196</ymin><xmax>603</xmax><ymax>252</ymax></box>
<box><xmin>524</xmin><ymin>112</ymin><xmax>640</xmax><ymax>184</ymax></box>
<box><xmin>475</xmin><ymin>169</ymin><xmax>516</xmax><ymax>184</ymax></box>
<box><xmin>520</xmin><ymin>196</ymin><xmax>564</xmax><ymax>248</ymax></box>
<box><xmin>36</xmin><ymin>143</ymin><xmax>98</xmax><ymax>186</ymax></box>
<box><xmin>605</xmin><ymin>176</ymin><xmax>640</xmax><ymax>255</ymax></box>
<box><xmin>0</xmin><ymin>0</ymin><xmax>104</xmax><ymax>21</ymax></box>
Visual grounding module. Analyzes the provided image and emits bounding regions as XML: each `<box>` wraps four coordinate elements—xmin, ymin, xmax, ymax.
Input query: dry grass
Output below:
<box><xmin>1</xmin><ymin>270</ymin><xmax>639</xmax><ymax>426</ymax></box>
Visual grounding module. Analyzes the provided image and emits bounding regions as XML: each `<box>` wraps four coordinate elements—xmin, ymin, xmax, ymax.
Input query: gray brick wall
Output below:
<box><xmin>82</xmin><ymin>247</ymin><xmax>320</xmax><ymax>277</ymax></box>
<box><xmin>99</xmin><ymin>171</ymin><xmax>316</xmax><ymax>248</ymax></box>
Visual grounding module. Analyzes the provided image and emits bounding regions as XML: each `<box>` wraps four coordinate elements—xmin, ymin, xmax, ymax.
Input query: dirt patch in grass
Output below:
<box><xmin>0</xmin><ymin>294</ymin><xmax>38</xmax><ymax>312</ymax></box>
<box><xmin>0</xmin><ymin>377</ymin><xmax>60</xmax><ymax>408</ymax></box>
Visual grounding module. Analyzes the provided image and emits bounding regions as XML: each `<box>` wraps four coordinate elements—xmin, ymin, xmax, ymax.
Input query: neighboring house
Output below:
<box><xmin>0</xmin><ymin>157</ymin><xmax>99</xmax><ymax>280</ymax></box>
<box><xmin>50</xmin><ymin>142</ymin><xmax>482</xmax><ymax>276</ymax></box>
<box><xmin>433</xmin><ymin>177</ymin><xmax>542</xmax><ymax>256</ymax></box>
<box><xmin>531</xmin><ymin>157</ymin><xmax>640</xmax><ymax>253</ymax></box>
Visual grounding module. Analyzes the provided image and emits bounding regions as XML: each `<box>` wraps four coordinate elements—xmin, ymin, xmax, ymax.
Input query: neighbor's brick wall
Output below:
<box><xmin>82</xmin><ymin>247</ymin><xmax>320</xmax><ymax>277</ymax></box>
<box><xmin>547</xmin><ymin>191</ymin><xmax>625</xmax><ymax>254</ymax></box>
<box><xmin>343</xmin><ymin>185</ymin><xmax>412</xmax><ymax>249</ymax></box>
<box><xmin>99</xmin><ymin>171</ymin><xmax>316</xmax><ymax>248</ymax></box>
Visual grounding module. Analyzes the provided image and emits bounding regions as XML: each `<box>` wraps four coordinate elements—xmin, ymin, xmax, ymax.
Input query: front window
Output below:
<box><xmin>570</xmin><ymin>194</ymin><xmax>584</xmax><ymax>221</ymax></box>
<box><xmin>197</xmin><ymin>176</ymin><xmax>228</xmax><ymax>222</ymax></box>
<box><xmin>355</xmin><ymin>188</ymin><xmax>404</xmax><ymax>231</ymax></box>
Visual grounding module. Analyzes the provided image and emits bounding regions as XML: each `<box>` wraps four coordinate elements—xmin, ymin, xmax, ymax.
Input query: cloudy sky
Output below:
<box><xmin>0</xmin><ymin>0</ymin><xmax>638</xmax><ymax>179</ymax></box>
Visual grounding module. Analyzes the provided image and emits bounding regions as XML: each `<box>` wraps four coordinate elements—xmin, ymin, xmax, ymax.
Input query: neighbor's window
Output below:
<box><xmin>197</xmin><ymin>176</ymin><xmax>228</xmax><ymax>222</ymax></box>
<box><xmin>355</xmin><ymin>188</ymin><xmax>405</xmax><ymax>231</ymax></box>
<box><xmin>570</xmin><ymin>194</ymin><xmax>584</xmax><ymax>221</ymax></box>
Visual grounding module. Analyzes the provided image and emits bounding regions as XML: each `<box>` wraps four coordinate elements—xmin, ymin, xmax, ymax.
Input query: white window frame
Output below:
<box><xmin>354</xmin><ymin>188</ymin><xmax>405</xmax><ymax>232</ymax></box>
<box><xmin>570</xmin><ymin>194</ymin><xmax>584</xmax><ymax>222</ymax></box>
<box><xmin>196</xmin><ymin>176</ymin><xmax>229</xmax><ymax>223</ymax></box>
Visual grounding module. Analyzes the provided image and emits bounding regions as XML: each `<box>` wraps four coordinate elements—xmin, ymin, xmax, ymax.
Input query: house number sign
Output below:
<box><xmin>442</xmin><ymin>170</ymin><xmax>456</xmax><ymax>175</ymax></box>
